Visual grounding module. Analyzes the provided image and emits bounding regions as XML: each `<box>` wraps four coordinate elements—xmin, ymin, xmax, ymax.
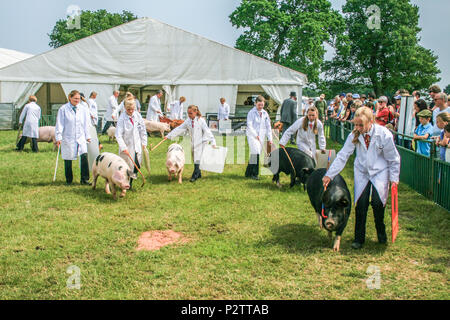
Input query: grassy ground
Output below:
<box><xmin>0</xmin><ymin>130</ymin><xmax>448</xmax><ymax>300</ymax></box>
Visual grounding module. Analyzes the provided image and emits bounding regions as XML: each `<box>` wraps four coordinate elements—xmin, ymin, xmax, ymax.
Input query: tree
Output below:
<box><xmin>229</xmin><ymin>0</ymin><xmax>347</xmax><ymax>86</ymax></box>
<box><xmin>48</xmin><ymin>10</ymin><xmax>137</xmax><ymax>48</ymax></box>
<box><xmin>324</xmin><ymin>0</ymin><xmax>440</xmax><ymax>97</ymax></box>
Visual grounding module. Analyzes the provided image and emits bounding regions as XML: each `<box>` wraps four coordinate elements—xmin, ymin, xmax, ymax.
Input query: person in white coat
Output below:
<box><xmin>115</xmin><ymin>97</ymin><xmax>147</xmax><ymax>190</ymax></box>
<box><xmin>102</xmin><ymin>90</ymin><xmax>119</xmax><ymax>134</ymax></box>
<box><xmin>87</xmin><ymin>92</ymin><xmax>98</xmax><ymax>127</ymax></box>
<box><xmin>117</xmin><ymin>92</ymin><xmax>134</xmax><ymax>116</ymax></box>
<box><xmin>16</xmin><ymin>96</ymin><xmax>41</xmax><ymax>152</ymax></box>
<box><xmin>146</xmin><ymin>90</ymin><xmax>163</xmax><ymax>122</ymax></box>
<box><xmin>168</xmin><ymin>96</ymin><xmax>186</xmax><ymax>120</ymax></box>
<box><xmin>323</xmin><ymin>107</ymin><xmax>401</xmax><ymax>249</ymax></box>
<box><xmin>55</xmin><ymin>90</ymin><xmax>92</xmax><ymax>185</ymax></box>
<box><xmin>218</xmin><ymin>98</ymin><xmax>230</xmax><ymax>121</ymax></box>
<box><xmin>279</xmin><ymin>106</ymin><xmax>326</xmax><ymax>162</ymax></box>
<box><xmin>245</xmin><ymin>96</ymin><xmax>273</xmax><ymax>180</ymax></box>
<box><xmin>164</xmin><ymin>105</ymin><xmax>216</xmax><ymax>182</ymax></box>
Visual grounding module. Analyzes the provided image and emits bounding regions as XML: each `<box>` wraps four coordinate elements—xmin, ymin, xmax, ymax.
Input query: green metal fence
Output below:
<box><xmin>40</xmin><ymin>115</ymin><xmax>57</xmax><ymax>127</ymax></box>
<box><xmin>326</xmin><ymin>119</ymin><xmax>450</xmax><ymax>211</ymax></box>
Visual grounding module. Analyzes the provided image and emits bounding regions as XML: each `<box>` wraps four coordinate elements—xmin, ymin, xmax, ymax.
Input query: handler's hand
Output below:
<box><xmin>87</xmin><ymin>139</ymin><xmax>91</xmax><ymax>143</ymax></box>
<box><xmin>391</xmin><ymin>182</ymin><xmax>398</xmax><ymax>189</ymax></box>
<box><xmin>56</xmin><ymin>141</ymin><xmax>61</xmax><ymax>147</ymax></box>
<box><xmin>321</xmin><ymin>149</ymin><xmax>326</xmax><ymax>154</ymax></box>
<box><xmin>212</xmin><ymin>145</ymin><xmax>219</xmax><ymax>149</ymax></box>
<box><xmin>323</xmin><ymin>176</ymin><xmax>331</xmax><ymax>189</ymax></box>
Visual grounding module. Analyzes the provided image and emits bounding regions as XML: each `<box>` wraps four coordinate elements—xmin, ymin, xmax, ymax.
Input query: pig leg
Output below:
<box><xmin>178</xmin><ymin>168</ymin><xmax>184</xmax><ymax>184</ymax></box>
<box><xmin>92</xmin><ymin>171</ymin><xmax>99</xmax><ymax>190</ymax></box>
<box><xmin>316</xmin><ymin>213</ymin><xmax>323</xmax><ymax>230</ymax></box>
<box><xmin>272</xmin><ymin>174</ymin><xmax>282</xmax><ymax>188</ymax></box>
<box><xmin>110</xmin><ymin>183</ymin><xmax>117</xmax><ymax>200</ymax></box>
<box><xmin>168</xmin><ymin>172</ymin><xmax>173</xmax><ymax>182</ymax></box>
<box><xmin>160</xmin><ymin>130</ymin><xmax>165</xmax><ymax>138</ymax></box>
<box><xmin>105</xmin><ymin>178</ymin><xmax>111</xmax><ymax>194</ymax></box>
<box><xmin>290</xmin><ymin>173</ymin><xmax>296</xmax><ymax>188</ymax></box>
<box><xmin>120</xmin><ymin>189</ymin><xmax>127</xmax><ymax>198</ymax></box>
<box><xmin>333</xmin><ymin>236</ymin><xmax>341</xmax><ymax>252</ymax></box>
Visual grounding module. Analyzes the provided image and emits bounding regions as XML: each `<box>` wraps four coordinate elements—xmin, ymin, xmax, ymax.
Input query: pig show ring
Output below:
<box><xmin>123</xmin><ymin>150</ymin><xmax>146</xmax><ymax>187</ymax></box>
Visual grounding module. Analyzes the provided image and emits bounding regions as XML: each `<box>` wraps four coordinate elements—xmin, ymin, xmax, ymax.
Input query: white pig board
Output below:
<box><xmin>87</xmin><ymin>125</ymin><xmax>100</xmax><ymax>173</ymax></box>
<box><xmin>315</xmin><ymin>150</ymin><xmax>336</xmax><ymax>169</ymax></box>
<box><xmin>200</xmin><ymin>145</ymin><xmax>228</xmax><ymax>174</ymax></box>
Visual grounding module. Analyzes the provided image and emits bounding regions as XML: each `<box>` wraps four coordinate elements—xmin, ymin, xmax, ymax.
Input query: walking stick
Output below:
<box><xmin>123</xmin><ymin>150</ymin><xmax>146</xmax><ymax>187</ymax></box>
<box><xmin>15</xmin><ymin>124</ymin><xmax>23</xmax><ymax>145</ymax></box>
<box><xmin>53</xmin><ymin>144</ymin><xmax>61</xmax><ymax>182</ymax></box>
<box><xmin>150</xmin><ymin>139</ymin><xmax>166</xmax><ymax>152</ymax></box>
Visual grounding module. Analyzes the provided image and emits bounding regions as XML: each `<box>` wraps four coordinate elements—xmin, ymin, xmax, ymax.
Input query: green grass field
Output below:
<box><xmin>0</xmin><ymin>130</ymin><xmax>448</xmax><ymax>300</ymax></box>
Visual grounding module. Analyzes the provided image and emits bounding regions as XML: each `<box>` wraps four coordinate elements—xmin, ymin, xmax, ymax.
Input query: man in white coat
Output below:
<box><xmin>218</xmin><ymin>98</ymin><xmax>230</xmax><ymax>121</ymax></box>
<box><xmin>16</xmin><ymin>96</ymin><xmax>41</xmax><ymax>152</ymax></box>
<box><xmin>164</xmin><ymin>105</ymin><xmax>216</xmax><ymax>182</ymax></box>
<box><xmin>115</xmin><ymin>97</ymin><xmax>147</xmax><ymax>189</ymax></box>
<box><xmin>279</xmin><ymin>106</ymin><xmax>326</xmax><ymax>161</ymax></box>
<box><xmin>168</xmin><ymin>96</ymin><xmax>186</xmax><ymax>120</ymax></box>
<box><xmin>55</xmin><ymin>90</ymin><xmax>92</xmax><ymax>185</ymax></box>
<box><xmin>323</xmin><ymin>107</ymin><xmax>400</xmax><ymax>249</ymax></box>
<box><xmin>245</xmin><ymin>96</ymin><xmax>273</xmax><ymax>180</ymax></box>
<box><xmin>146</xmin><ymin>90</ymin><xmax>163</xmax><ymax>122</ymax></box>
<box><xmin>102</xmin><ymin>90</ymin><xmax>119</xmax><ymax>134</ymax></box>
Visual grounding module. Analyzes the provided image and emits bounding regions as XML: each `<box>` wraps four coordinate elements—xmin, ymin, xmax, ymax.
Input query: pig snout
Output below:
<box><xmin>325</xmin><ymin>218</ymin><xmax>336</xmax><ymax>230</ymax></box>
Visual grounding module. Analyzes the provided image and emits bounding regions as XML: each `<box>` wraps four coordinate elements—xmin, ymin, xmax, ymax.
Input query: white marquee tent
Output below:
<box><xmin>0</xmin><ymin>48</ymin><xmax>33</xmax><ymax>69</ymax></box>
<box><xmin>0</xmin><ymin>17</ymin><xmax>307</xmax><ymax>118</ymax></box>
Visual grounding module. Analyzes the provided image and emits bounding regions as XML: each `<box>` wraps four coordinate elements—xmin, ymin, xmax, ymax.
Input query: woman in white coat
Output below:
<box><xmin>168</xmin><ymin>96</ymin><xmax>186</xmax><ymax>120</ymax></box>
<box><xmin>323</xmin><ymin>107</ymin><xmax>401</xmax><ymax>249</ymax></box>
<box><xmin>279</xmin><ymin>106</ymin><xmax>326</xmax><ymax>161</ymax></box>
<box><xmin>55</xmin><ymin>90</ymin><xmax>92</xmax><ymax>185</ymax></box>
<box><xmin>245</xmin><ymin>96</ymin><xmax>273</xmax><ymax>180</ymax></box>
<box><xmin>115</xmin><ymin>97</ymin><xmax>148</xmax><ymax>189</ymax></box>
<box><xmin>146</xmin><ymin>90</ymin><xmax>163</xmax><ymax>122</ymax></box>
<box><xmin>164</xmin><ymin>105</ymin><xmax>216</xmax><ymax>182</ymax></box>
<box><xmin>16</xmin><ymin>96</ymin><xmax>41</xmax><ymax>152</ymax></box>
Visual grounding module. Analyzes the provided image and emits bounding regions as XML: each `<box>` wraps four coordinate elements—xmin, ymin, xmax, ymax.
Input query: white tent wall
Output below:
<box><xmin>262</xmin><ymin>85</ymin><xmax>302</xmax><ymax>120</ymax></box>
<box><xmin>0</xmin><ymin>81</ymin><xmax>43</xmax><ymax>108</ymax></box>
<box><xmin>175</xmin><ymin>85</ymin><xmax>238</xmax><ymax>116</ymax></box>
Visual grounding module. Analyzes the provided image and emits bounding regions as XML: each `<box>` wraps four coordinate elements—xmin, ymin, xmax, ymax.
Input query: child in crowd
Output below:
<box><xmin>413</xmin><ymin>109</ymin><xmax>434</xmax><ymax>157</ymax></box>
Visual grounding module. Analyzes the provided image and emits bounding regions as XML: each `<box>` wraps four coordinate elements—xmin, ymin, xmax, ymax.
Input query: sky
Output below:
<box><xmin>0</xmin><ymin>0</ymin><xmax>448</xmax><ymax>89</ymax></box>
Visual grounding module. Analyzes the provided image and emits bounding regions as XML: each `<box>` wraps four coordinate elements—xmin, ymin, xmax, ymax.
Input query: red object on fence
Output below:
<box><xmin>391</xmin><ymin>184</ymin><xmax>399</xmax><ymax>243</ymax></box>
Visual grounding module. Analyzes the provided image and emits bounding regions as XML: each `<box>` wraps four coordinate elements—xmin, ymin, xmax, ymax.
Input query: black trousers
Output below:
<box><xmin>102</xmin><ymin>121</ymin><xmax>115</xmax><ymax>134</ymax></box>
<box><xmin>17</xmin><ymin>136</ymin><xmax>38</xmax><ymax>152</ymax></box>
<box><xmin>129</xmin><ymin>153</ymin><xmax>140</xmax><ymax>189</ymax></box>
<box><xmin>64</xmin><ymin>153</ymin><xmax>90</xmax><ymax>184</ymax></box>
<box><xmin>354</xmin><ymin>181</ymin><xmax>387</xmax><ymax>244</ymax></box>
<box><xmin>191</xmin><ymin>162</ymin><xmax>202</xmax><ymax>180</ymax></box>
<box><xmin>245</xmin><ymin>154</ymin><xmax>260</xmax><ymax>177</ymax></box>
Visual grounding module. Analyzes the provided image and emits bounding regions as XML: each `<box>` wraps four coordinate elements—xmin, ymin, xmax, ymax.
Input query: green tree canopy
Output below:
<box><xmin>324</xmin><ymin>0</ymin><xmax>440</xmax><ymax>97</ymax></box>
<box><xmin>229</xmin><ymin>0</ymin><xmax>347</xmax><ymax>86</ymax></box>
<box><xmin>48</xmin><ymin>9</ymin><xmax>138</xmax><ymax>48</ymax></box>
<box><xmin>444</xmin><ymin>84</ymin><xmax>450</xmax><ymax>95</ymax></box>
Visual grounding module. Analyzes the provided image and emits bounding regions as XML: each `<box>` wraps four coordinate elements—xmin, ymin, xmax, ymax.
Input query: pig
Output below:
<box><xmin>92</xmin><ymin>152</ymin><xmax>137</xmax><ymax>200</ymax></box>
<box><xmin>306</xmin><ymin>168</ymin><xmax>352</xmax><ymax>252</ymax></box>
<box><xmin>170</xmin><ymin>120</ymin><xmax>184</xmax><ymax>130</ymax></box>
<box><xmin>107</xmin><ymin>126</ymin><xmax>116</xmax><ymax>142</ymax></box>
<box><xmin>144</xmin><ymin>120</ymin><xmax>170</xmax><ymax>138</ymax></box>
<box><xmin>265</xmin><ymin>147</ymin><xmax>316</xmax><ymax>189</ymax></box>
<box><xmin>21</xmin><ymin>126</ymin><xmax>57</xmax><ymax>150</ymax></box>
<box><xmin>166</xmin><ymin>144</ymin><xmax>185</xmax><ymax>184</ymax></box>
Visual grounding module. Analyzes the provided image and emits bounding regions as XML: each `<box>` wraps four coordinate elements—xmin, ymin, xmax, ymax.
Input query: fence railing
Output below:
<box><xmin>326</xmin><ymin>119</ymin><xmax>450</xmax><ymax>211</ymax></box>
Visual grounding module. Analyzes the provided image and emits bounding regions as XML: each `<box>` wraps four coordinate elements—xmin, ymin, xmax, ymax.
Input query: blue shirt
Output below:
<box><xmin>415</xmin><ymin>123</ymin><xmax>434</xmax><ymax>156</ymax></box>
<box><xmin>439</xmin><ymin>130</ymin><xmax>446</xmax><ymax>161</ymax></box>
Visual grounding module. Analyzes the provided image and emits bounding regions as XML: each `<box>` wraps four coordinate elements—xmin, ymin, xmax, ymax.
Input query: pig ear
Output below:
<box><xmin>127</xmin><ymin>169</ymin><xmax>137</xmax><ymax>180</ymax></box>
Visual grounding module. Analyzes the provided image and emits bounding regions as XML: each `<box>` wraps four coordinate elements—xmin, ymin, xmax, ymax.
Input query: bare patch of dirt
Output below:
<box><xmin>136</xmin><ymin>230</ymin><xmax>189</xmax><ymax>251</ymax></box>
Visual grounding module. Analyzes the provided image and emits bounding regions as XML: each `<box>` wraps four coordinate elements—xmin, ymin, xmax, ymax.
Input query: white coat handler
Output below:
<box><xmin>322</xmin><ymin>107</ymin><xmax>401</xmax><ymax>249</ymax></box>
<box><xmin>55</xmin><ymin>90</ymin><xmax>92</xmax><ymax>185</ymax></box>
<box><xmin>16</xmin><ymin>96</ymin><xmax>41</xmax><ymax>152</ymax></box>
<box><xmin>245</xmin><ymin>95</ymin><xmax>273</xmax><ymax>180</ymax></box>
<box><xmin>279</xmin><ymin>106</ymin><xmax>326</xmax><ymax>161</ymax></box>
<box><xmin>163</xmin><ymin>105</ymin><xmax>216</xmax><ymax>183</ymax></box>
<box><xmin>115</xmin><ymin>97</ymin><xmax>148</xmax><ymax>190</ymax></box>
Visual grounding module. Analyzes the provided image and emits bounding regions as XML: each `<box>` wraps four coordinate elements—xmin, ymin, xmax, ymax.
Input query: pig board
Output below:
<box><xmin>200</xmin><ymin>145</ymin><xmax>228</xmax><ymax>174</ymax></box>
<box><xmin>87</xmin><ymin>124</ymin><xmax>100</xmax><ymax>172</ymax></box>
<box><xmin>315</xmin><ymin>150</ymin><xmax>336</xmax><ymax>169</ymax></box>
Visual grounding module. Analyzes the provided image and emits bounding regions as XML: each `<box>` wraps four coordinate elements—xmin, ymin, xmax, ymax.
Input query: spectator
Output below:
<box><xmin>413</xmin><ymin>109</ymin><xmax>434</xmax><ymax>157</ymax></box>
<box><xmin>360</xmin><ymin>94</ymin><xmax>367</xmax><ymax>105</ymax></box>
<box><xmin>337</xmin><ymin>98</ymin><xmax>349</xmax><ymax>121</ymax></box>
<box><xmin>347</xmin><ymin>101</ymin><xmax>361</xmax><ymax>122</ymax></box>
<box><xmin>280</xmin><ymin>92</ymin><xmax>298</xmax><ymax>144</ymax></box>
<box><xmin>375</xmin><ymin>96</ymin><xmax>394</xmax><ymax>127</ymax></box>
<box><xmin>432</xmin><ymin>93</ymin><xmax>450</xmax><ymax>136</ymax></box>
<box><xmin>346</xmin><ymin>93</ymin><xmax>354</xmax><ymax>109</ymax></box>
<box><xmin>428</xmin><ymin>85</ymin><xmax>441</xmax><ymax>111</ymax></box>
<box><xmin>435</xmin><ymin>112</ymin><xmax>449</xmax><ymax>161</ymax></box>
<box><xmin>366</xmin><ymin>92</ymin><xmax>377</xmax><ymax>112</ymax></box>
<box><xmin>315</xmin><ymin>94</ymin><xmax>326</xmax><ymax>122</ymax></box>
<box><xmin>444</xmin><ymin>124</ymin><xmax>450</xmax><ymax>162</ymax></box>
<box><xmin>414</xmin><ymin>99</ymin><xmax>428</xmax><ymax>127</ymax></box>
<box><xmin>412</xmin><ymin>90</ymin><xmax>420</xmax><ymax>101</ymax></box>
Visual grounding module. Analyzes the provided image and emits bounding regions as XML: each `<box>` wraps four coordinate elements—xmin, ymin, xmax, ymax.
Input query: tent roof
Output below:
<box><xmin>0</xmin><ymin>18</ymin><xmax>307</xmax><ymax>86</ymax></box>
<box><xmin>0</xmin><ymin>48</ymin><xmax>33</xmax><ymax>69</ymax></box>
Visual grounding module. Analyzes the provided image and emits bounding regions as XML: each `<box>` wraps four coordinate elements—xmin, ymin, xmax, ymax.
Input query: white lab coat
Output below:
<box><xmin>325</xmin><ymin>124</ymin><xmax>401</xmax><ymax>206</ymax></box>
<box><xmin>218</xmin><ymin>103</ymin><xmax>230</xmax><ymax>120</ymax></box>
<box><xmin>246</xmin><ymin>107</ymin><xmax>273</xmax><ymax>155</ymax></box>
<box><xmin>55</xmin><ymin>103</ymin><xmax>92</xmax><ymax>161</ymax></box>
<box><xmin>105</xmin><ymin>95</ymin><xmax>119</xmax><ymax>121</ymax></box>
<box><xmin>87</xmin><ymin>98</ymin><xmax>98</xmax><ymax>126</ymax></box>
<box><xmin>115</xmin><ymin>111</ymin><xmax>148</xmax><ymax>170</ymax></box>
<box><xmin>146</xmin><ymin>95</ymin><xmax>162</xmax><ymax>122</ymax></box>
<box><xmin>166</xmin><ymin>117</ymin><xmax>216</xmax><ymax>163</ymax></box>
<box><xmin>279</xmin><ymin>117</ymin><xmax>326</xmax><ymax>159</ymax></box>
<box><xmin>168</xmin><ymin>100</ymin><xmax>184</xmax><ymax>120</ymax></box>
<box><xmin>19</xmin><ymin>102</ymin><xmax>41</xmax><ymax>138</ymax></box>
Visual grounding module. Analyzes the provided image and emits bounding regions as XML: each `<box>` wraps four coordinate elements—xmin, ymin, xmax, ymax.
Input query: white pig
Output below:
<box><xmin>107</xmin><ymin>126</ymin><xmax>116</xmax><ymax>142</ymax></box>
<box><xmin>144</xmin><ymin>120</ymin><xmax>170</xmax><ymax>138</ymax></box>
<box><xmin>92</xmin><ymin>152</ymin><xmax>137</xmax><ymax>199</ymax></box>
<box><xmin>166</xmin><ymin>144</ymin><xmax>185</xmax><ymax>184</ymax></box>
<box><xmin>22</xmin><ymin>126</ymin><xmax>57</xmax><ymax>150</ymax></box>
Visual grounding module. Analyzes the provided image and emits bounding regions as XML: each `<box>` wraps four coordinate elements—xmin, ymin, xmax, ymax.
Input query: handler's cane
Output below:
<box><xmin>15</xmin><ymin>124</ymin><xmax>23</xmax><ymax>146</ymax></box>
<box><xmin>124</xmin><ymin>150</ymin><xmax>146</xmax><ymax>187</ymax></box>
<box><xmin>53</xmin><ymin>144</ymin><xmax>61</xmax><ymax>182</ymax></box>
<box><xmin>150</xmin><ymin>139</ymin><xmax>166</xmax><ymax>152</ymax></box>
